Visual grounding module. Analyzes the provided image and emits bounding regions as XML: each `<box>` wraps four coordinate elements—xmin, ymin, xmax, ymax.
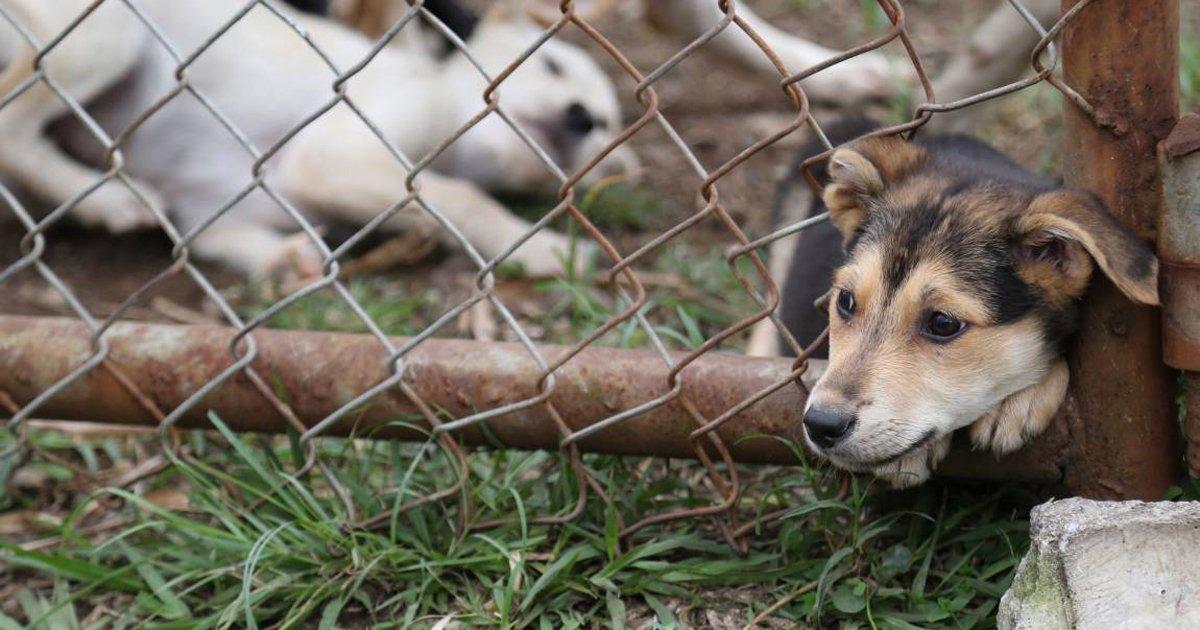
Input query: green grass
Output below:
<box><xmin>856</xmin><ymin>0</ymin><xmax>889</xmax><ymax>39</ymax></box>
<box><xmin>1182</xmin><ymin>19</ymin><xmax>1200</xmax><ymax>113</ymax></box>
<box><xmin>529</xmin><ymin>241</ymin><xmax>757</xmax><ymax>350</ymax></box>
<box><xmin>1</xmin><ymin>418</ymin><xmax>1041</xmax><ymax>628</ymax></box>
<box><xmin>238</xmin><ymin>278</ymin><xmax>440</xmax><ymax>337</ymax></box>
<box><xmin>501</xmin><ymin>182</ymin><xmax>664</xmax><ymax>235</ymax></box>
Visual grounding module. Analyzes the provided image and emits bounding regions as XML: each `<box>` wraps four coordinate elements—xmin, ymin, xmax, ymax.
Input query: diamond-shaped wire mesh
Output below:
<box><xmin>0</xmin><ymin>0</ymin><xmax>1105</xmax><ymax>543</ymax></box>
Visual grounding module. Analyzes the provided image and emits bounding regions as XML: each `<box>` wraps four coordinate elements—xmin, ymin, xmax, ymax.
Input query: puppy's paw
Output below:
<box><xmin>73</xmin><ymin>179</ymin><xmax>163</xmax><ymax>233</ymax></box>
<box><xmin>970</xmin><ymin>359</ymin><xmax>1069</xmax><ymax>456</ymax></box>
<box><xmin>873</xmin><ymin>434</ymin><xmax>952</xmax><ymax>489</ymax></box>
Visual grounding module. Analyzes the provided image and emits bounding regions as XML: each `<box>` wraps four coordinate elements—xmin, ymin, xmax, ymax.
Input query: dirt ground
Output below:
<box><xmin>0</xmin><ymin>0</ymin><xmax>1062</xmax><ymax>330</ymax></box>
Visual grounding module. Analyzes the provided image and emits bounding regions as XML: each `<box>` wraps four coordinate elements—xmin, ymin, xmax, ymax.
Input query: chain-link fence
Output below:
<box><xmin>0</xmin><ymin>0</ymin><xmax>1179</xmax><ymax>552</ymax></box>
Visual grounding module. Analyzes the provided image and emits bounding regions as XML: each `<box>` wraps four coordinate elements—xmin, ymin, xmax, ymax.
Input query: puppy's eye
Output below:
<box><xmin>835</xmin><ymin>289</ymin><xmax>856</xmax><ymax>320</ymax></box>
<box><xmin>543</xmin><ymin>57</ymin><xmax>563</xmax><ymax>77</ymax></box>
<box><xmin>922</xmin><ymin>311</ymin><xmax>967</xmax><ymax>341</ymax></box>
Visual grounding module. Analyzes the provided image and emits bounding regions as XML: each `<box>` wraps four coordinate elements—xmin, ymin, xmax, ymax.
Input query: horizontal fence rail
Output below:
<box><xmin>0</xmin><ymin>315</ymin><xmax>1071</xmax><ymax>481</ymax></box>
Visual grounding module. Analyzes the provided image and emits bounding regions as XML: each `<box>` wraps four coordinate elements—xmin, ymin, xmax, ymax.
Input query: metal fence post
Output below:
<box><xmin>1059</xmin><ymin>0</ymin><xmax>1182</xmax><ymax>498</ymax></box>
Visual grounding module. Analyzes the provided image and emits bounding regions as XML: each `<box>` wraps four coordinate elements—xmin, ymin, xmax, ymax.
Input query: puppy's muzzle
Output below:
<box><xmin>803</xmin><ymin>406</ymin><xmax>856</xmax><ymax>449</ymax></box>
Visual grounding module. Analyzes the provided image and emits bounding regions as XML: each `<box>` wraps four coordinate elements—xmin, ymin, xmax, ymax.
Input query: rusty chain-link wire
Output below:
<box><xmin>0</xmin><ymin>0</ymin><xmax>1105</xmax><ymax>544</ymax></box>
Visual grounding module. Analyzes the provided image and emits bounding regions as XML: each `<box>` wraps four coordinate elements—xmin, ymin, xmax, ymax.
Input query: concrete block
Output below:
<box><xmin>999</xmin><ymin>498</ymin><xmax>1200</xmax><ymax>629</ymax></box>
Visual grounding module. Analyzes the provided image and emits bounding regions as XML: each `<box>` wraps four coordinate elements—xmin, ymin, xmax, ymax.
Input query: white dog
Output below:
<box><xmin>0</xmin><ymin>0</ymin><xmax>632</xmax><ymax>278</ymax></box>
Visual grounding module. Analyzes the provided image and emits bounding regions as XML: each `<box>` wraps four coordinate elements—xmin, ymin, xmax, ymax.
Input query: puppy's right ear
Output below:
<box><xmin>822</xmin><ymin>136</ymin><xmax>924</xmax><ymax>245</ymax></box>
<box><xmin>1016</xmin><ymin>189</ymin><xmax>1159</xmax><ymax>306</ymax></box>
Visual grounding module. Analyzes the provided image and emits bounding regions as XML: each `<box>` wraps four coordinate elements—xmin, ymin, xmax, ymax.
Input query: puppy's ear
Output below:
<box><xmin>1015</xmin><ymin>189</ymin><xmax>1159</xmax><ymax>305</ymax></box>
<box><xmin>822</xmin><ymin>136</ymin><xmax>924</xmax><ymax>245</ymax></box>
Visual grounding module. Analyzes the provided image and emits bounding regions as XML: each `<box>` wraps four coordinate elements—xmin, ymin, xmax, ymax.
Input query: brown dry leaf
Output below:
<box><xmin>28</xmin><ymin>419</ymin><xmax>155</xmax><ymax>438</ymax></box>
<box><xmin>143</xmin><ymin>488</ymin><xmax>190</xmax><ymax>512</ymax></box>
<box><xmin>151</xmin><ymin>296</ymin><xmax>220</xmax><ymax>325</ymax></box>
<box><xmin>8</xmin><ymin>466</ymin><xmax>50</xmax><ymax>490</ymax></box>
<box><xmin>339</xmin><ymin>229</ymin><xmax>439</xmax><ymax>278</ymax></box>
<box><xmin>0</xmin><ymin>510</ymin><xmax>61</xmax><ymax>536</ymax></box>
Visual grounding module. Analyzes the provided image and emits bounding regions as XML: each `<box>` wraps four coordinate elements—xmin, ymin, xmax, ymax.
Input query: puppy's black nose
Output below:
<box><xmin>803</xmin><ymin>407</ymin><xmax>855</xmax><ymax>449</ymax></box>
<box><xmin>564</xmin><ymin>102</ymin><xmax>596</xmax><ymax>135</ymax></box>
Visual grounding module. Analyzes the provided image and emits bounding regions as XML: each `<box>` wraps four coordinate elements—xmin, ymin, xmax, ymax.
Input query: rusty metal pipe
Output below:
<box><xmin>1059</xmin><ymin>0</ymin><xmax>1183</xmax><ymax>498</ymax></box>
<box><xmin>0</xmin><ymin>316</ymin><xmax>1067</xmax><ymax>481</ymax></box>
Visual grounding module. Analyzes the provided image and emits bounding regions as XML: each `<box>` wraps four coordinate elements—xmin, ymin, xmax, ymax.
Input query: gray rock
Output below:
<box><xmin>999</xmin><ymin>498</ymin><xmax>1200</xmax><ymax>629</ymax></box>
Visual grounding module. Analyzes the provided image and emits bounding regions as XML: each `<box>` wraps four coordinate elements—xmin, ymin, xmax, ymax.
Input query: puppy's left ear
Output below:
<box><xmin>823</xmin><ymin>137</ymin><xmax>925</xmax><ymax>246</ymax></box>
<box><xmin>1016</xmin><ymin>189</ymin><xmax>1159</xmax><ymax>305</ymax></box>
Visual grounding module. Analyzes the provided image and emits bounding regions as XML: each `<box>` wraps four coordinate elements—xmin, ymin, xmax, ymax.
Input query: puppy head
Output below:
<box><xmin>444</xmin><ymin>3</ymin><xmax>630</xmax><ymax>193</ymax></box>
<box><xmin>803</xmin><ymin>136</ymin><xmax>1158</xmax><ymax>482</ymax></box>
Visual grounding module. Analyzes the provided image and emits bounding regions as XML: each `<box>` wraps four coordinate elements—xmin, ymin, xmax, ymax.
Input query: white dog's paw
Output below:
<box><xmin>872</xmin><ymin>433</ymin><xmax>952</xmax><ymax>488</ymax></box>
<box><xmin>507</xmin><ymin>231</ymin><xmax>595</xmax><ymax>278</ymax></box>
<box><xmin>73</xmin><ymin>179</ymin><xmax>163</xmax><ymax>233</ymax></box>
<box><xmin>256</xmin><ymin>232</ymin><xmax>325</xmax><ymax>289</ymax></box>
<box><xmin>970</xmin><ymin>359</ymin><xmax>1069</xmax><ymax>456</ymax></box>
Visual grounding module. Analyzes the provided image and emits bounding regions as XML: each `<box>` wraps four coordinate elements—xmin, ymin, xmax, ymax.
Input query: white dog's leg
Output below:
<box><xmin>644</xmin><ymin>0</ymin><xmax>906</xmax><ymax>105</ymax></box>
<box><xmin>188</xmin><ymin>220</ymin><xmax>323</xmax><ymax>281</ymax></box>
<box><xmin>407</xmin><ymin>172</ymin><xmax>579</xmax><ymax>277</ymax></box>
<box><xmin>746</xmin><ymin>169</ymin><xmax>816</xmax><ymax>357</ymax></box>
<box><xmin>0</xmin><ymin>0</ymin><xmax>160</xmax><ymax>231</ymax></box>
<box><xmin>925</xmin><ymin>0</ymin><xmax>1059</xmax><ymax>134</ymax></box>
<box><xmin>0</xmin><ymin>125</ymin><xmax>163</xmax><ymax>232</ymax></box>
<box><xmin>277</xmin><ymin>122</ymin><xmax>579</xmax><ymax>277</ymax></box>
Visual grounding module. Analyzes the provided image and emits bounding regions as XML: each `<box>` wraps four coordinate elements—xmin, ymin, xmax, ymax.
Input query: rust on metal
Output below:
<box><xmin>1159</xmin><ymin>115</ymin><xmax>1200</xmax><ymax>370</ymax></box>
<box><xmin>1159</xmin><ymin>113</ymin><xmax>1200</xmax><ymax>475</ymax></box>
<box><xmin>1159</xmin><ymin>262</ymin><xmax>1200</xmax><ymax>370</ymax></box>
<box><xmin>0</xmin><ymin>316</ymin><xmax>1068</xmax><ymax>482</ymax></box>
<box><xmin>1164</xmin><ymin>113</ymin><xmax>1200</xmax><ymax>159</ymax></box>
<box><xmin>1059</xmin><ymin>0</ymin><xmax>1182</xmax><ymax>498</ymax></box>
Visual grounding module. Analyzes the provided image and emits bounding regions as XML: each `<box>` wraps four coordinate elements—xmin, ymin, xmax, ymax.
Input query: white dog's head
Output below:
<box><xmin>441</xmin><ymin>2</ymin><xmax>635</xmax><ymax>193</ymax></box>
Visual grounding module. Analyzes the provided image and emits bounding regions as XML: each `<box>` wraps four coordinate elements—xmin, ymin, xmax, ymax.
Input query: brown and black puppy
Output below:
<box><xmin>777</xmin><ymin>122</ymin><xmax>1158</xmax><ymax>487</ymax></box>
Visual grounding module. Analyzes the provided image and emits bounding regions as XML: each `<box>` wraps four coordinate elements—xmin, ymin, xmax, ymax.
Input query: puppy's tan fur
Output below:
<box><xmin>803</xmin><ymin>134</ymin><xmax>1158</xmax><ymax>486</ymax></box>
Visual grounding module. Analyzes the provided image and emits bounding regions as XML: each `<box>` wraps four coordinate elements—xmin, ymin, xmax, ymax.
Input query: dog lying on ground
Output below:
<box><xmin>327</xmin><ymin>0</ymin><xmax>1060</xmax><ymax>128</ymax></box>
<box><xmin>770</xmin><ymin>120</ymin><xmax>1158</xmax><ymax>486</ymax></box>
<box><xmin>643</xmin><ymin>0</ymin><xmax>1059</xmax><ymax>132</ymax></box>
<box><xmin>0</xmin><ymin>0</ymin><xmax>633</xmax><ymax>278</ymax></box>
